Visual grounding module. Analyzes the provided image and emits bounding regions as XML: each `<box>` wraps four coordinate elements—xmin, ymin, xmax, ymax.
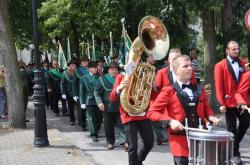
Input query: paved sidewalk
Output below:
<box><xmin>0</xmin><ymin>128</ymin><xmax>86</xmax><ymax>165</ymax></box>
<box><xmin>1</xmin><ymin>99</ymin><xmax>250</xmax><ymax>165</ymax></box>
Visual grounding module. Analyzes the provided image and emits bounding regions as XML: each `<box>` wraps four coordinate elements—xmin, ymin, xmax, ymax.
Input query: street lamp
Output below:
<box><xmin>32</xmin><ymin>0</ymin><xmax>49</xmax><ymax>147</ymax></box>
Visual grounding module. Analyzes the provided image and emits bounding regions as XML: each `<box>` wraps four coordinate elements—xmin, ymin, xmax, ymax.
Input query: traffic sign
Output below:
<box><xmin>245</xmin><ymin>9</ymin><xmax>250</xmax><ymax>31</ymax></box>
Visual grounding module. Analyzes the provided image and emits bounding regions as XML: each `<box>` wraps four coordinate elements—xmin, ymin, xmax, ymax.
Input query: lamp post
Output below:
<box><xmin>32</xmin><ymin>0</ymin><xmax>49</xmax><ymax>147</ymax></box>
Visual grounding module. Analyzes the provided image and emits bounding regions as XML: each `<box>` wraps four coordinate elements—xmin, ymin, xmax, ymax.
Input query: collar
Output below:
<box><xmin>176</xmin><ymin>80</ymin><xmax>190</xmax><ymax>88</ymax></box>
<box><xmin>227</xmin><ymin>55</ymin><xmax>238</xmax><ymax>63</ymax></box>
<box><xmin>169</xmin><ymin>65</ymin><xmax>173</xmax><ymax>71</ymax></box>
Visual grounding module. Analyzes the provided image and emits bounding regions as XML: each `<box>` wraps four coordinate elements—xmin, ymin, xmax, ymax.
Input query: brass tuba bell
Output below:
<box><xmin>120</xmin><ymin>16</ymin><xmax>170</xmax><ymax>115</ymax></box>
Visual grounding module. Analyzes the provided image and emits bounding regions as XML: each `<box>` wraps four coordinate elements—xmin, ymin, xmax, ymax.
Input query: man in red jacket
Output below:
<box><xmin>235</xmin><ymin>71</ymin><xmax>250</xmax><ymax>106</ymax></box>
<box><xmin>109</xmin><ymin>72</ymin><xmax>154</xmax><ymax>165</ymax></box>
<box><xmin>155</xmin><ymin>48</ymin><xmax>196</xmax><ymax>91</ymax></box>
<box><xmin>148</xmin><ymin>55</ymin><xmax>219</xmax><ymax>165</ymax></box>
<box><xmin>214</xmin><ymin>41</ymin><xmax>248</xmax><ymax>165</ymax></box>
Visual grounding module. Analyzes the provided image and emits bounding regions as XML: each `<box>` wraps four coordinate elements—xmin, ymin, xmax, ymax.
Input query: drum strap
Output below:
<box><xmin>172</xmin><ymin>82</ymin><xmax>202</xmax><ymax>130</ymax></box>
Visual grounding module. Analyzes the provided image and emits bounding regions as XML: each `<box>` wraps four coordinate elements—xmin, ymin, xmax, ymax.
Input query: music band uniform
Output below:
<box><xmin>109</xmin><ymin>73</ymin><xmax>154</xmax><ymax>165</ymax></box>
<box><xmin>94</xmin><ymin>64</ymin><xmax>126</xmax><ymax>147</ymax></box>
<box><xmin>214</xmin><ymin>56</ymin><xmax>249</xmax><ymax>158</ymax></box>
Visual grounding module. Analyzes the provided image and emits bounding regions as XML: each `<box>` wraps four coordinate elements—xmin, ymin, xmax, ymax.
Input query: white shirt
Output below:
<box><xmin>176</xmin><ymin>80</ymin><xmax>194</xmax><ymax>100</ymax></box>
<box><xmin>170</xmin><ymin>66</ymin><xmax>177</xmax><ymax>83</ymax></box>
<box><xmin>227</xmin><ymin>56</ymin><xmax>239</xmax><ymax>80</ymax></box>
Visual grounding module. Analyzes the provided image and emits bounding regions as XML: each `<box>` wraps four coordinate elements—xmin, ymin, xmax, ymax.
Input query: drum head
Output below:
<box><xmin>189</xmin><ymin>130</ymin><xmax>234</xmax><ymax>141</ymax></box>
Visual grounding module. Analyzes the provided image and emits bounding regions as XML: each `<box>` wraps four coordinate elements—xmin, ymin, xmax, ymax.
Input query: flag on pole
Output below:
<box><xmin>58</xmin><ymin>41</ymin><xmax>68</xmax><ymax>69</ymax></box>
<box><xmin>79</xmin><ymin>41</ymin><xmax>84</xmax><ymax>59</ymax></box>
<box><xmin>67</xmin><ymin>37</ymin><xmax>71</xmax><ymax>63</ymax></box>
<box><xmin>92</xmin><ymin>34</ymin><xmax>96</xmax><ymax>61</ymax></box>
<box><xmin>44</xmin><ymin>51</ymin><xmax>49</xmax><ymax>62</ymax></box>
<box><xmin>119</xmin><ymin>30</ymin><xmax>132</xmax><ymax>65</ymax></box>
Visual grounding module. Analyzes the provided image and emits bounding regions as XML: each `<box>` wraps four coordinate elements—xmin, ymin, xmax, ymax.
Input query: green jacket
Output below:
<box><xmin>80</xmin><ymin>72</ymin><xmax>99</xmax><ymax>106</ymax></box>
<box><xmin>94</xmin><ymin>74</ymin><xmax>119</xmax><ymax>112</ymax></box>
<box><xmin>20</xmin><ymin>68</ymin><xmax>33</xmax><ymax>96</ymax></box>
<box><xmin>47</xmin><ymin>68</ymin><xmax>63</xmax><ymax>94</ymax></box>
<box><xmin>60</xmin><ymin>70</ymin><xmax>77</xmax><ymax>97</ymax></box>
<box><xmin>74</xmin><ymin>66</ymin><xmax>88</xmax><ymax>96</ymax></box>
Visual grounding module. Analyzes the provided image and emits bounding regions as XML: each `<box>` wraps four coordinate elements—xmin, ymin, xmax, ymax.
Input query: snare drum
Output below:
<box><xmin>189</xmin><ymin>130</ymin><xmax>234</xmax><ymax>165</ymax></box>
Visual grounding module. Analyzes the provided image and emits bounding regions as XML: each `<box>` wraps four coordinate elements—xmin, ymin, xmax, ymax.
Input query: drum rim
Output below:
<box><xmin>188</xmin><ymin>130</ymin><xmax>234</xmax><ymax>141</ymax></box>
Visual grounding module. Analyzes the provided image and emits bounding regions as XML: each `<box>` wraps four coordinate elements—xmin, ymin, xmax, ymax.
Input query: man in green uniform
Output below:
<box><xmin>61</xmin><ymin>60</ymin><xmax>78</xmax><ymax>125</ymax></box>
<box><xmin>47</xmin><ymin>60</ymin><xmax>67</xmax><ymax>116</ymax></box>
<box><xmin>74</xmin><ymin>57</ymin><xmax>89</xmax><ymax>130</ymax></box>
<box><xmin>80</xmin><ymin>61</ymin><xmax>101</xmax><ymax>142</ymax></box>
<box><xmin>94</xmin><ymin>62</ymin><xmax>126</xmax><ymax>150</ymax></box>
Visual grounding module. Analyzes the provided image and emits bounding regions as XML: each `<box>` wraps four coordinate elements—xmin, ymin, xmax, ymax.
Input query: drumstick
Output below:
<box><xmin>184</xmin><ymin>127</ymin><xmax>210</xmax><ymax>133</ymax></box>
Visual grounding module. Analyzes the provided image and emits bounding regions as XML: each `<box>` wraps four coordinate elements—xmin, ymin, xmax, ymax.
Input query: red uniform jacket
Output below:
<box><xmin>155</xmin><ymin>66</ymin><xmax>196</xmax><ymax>91</ymax></box>
<box><xmin>235</xmin><ymin>72</ymin><xmax>250</xmax><ymax>105</ymax></box>
<box><xmin>109</xmin><ymin>73</ymin><xmax>157</xmax><ymax>124</ymax></box>
<box><xmin>214</xmin><ymin>58</ymin><xmax>246</xmax><ymax>108</ymax></box>
<box><xmin>147</xmin><ymin>85</ymin><xmax>214</xmax><ymax>157</ymax></box>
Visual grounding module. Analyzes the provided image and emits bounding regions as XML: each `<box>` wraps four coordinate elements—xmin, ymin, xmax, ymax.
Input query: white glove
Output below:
<box><xmin>62</xmin><ymin>94</ymin><xmax>66</xmax><ymax>99</ymax></box>
<box><xmin>73</xmin><ymin>96</ymin><xmax>78</xmax><ymax>102</ymax></box>
<box><xmin>81</xmin><ymin>104</ymin><xmax>86</xmax><ymax>109</ymax></box>
<box><xmin>119</xmin><ymin>63</ymin><xmax>125</xmax><ymax>68</ymax></box>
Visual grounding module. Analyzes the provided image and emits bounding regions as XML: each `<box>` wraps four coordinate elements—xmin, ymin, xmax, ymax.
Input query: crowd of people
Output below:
<box><xmin>0</xmin><ymin>40</ymin><xmax>249</xmax><ymax>165</ymax></box>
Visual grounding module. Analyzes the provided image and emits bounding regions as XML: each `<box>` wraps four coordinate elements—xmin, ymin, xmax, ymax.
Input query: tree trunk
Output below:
<box><xmin>221</xmin><ymin>0</ymin><xmax>233</xmax><ymax>57</ymax></box>
<box><xmin>0</xmin><ymin>0</ymin><xmax>26</xmax><ymax>128</ymax></box>
<box><xmin>202</xmin><ymin>9</ymin><xmax>218</xmax><ymax>112</ymax></box>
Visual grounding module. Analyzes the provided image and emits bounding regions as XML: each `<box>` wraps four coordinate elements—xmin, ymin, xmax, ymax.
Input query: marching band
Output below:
<box><xmin>15</xmin><ymin>17</ymin><xmax>250</xmax><ymax>165</ymax></box>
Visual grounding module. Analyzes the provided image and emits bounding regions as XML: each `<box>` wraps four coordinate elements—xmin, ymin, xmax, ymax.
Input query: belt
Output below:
<box><xmin>169</xmin><ymin>130</ymin><xmax>186</xmax><ymax>136</ymax></box>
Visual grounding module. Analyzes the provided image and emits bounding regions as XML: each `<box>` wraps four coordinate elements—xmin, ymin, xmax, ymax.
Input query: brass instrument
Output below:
<box><xmin>120</xmin><ymin>16</ymin><xmax>170</xmax><ymax>115</ymax></box>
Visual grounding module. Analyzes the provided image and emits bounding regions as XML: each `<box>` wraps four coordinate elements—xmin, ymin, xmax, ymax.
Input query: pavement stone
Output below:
<box><xmin>0</xmin><ymin>129</ymin><xmax>85</xmax><ymax>165</ymax></box>
<box><xmin>1</xmin><ymin>99</ymin><xmax>250</xmax><ymax>165</ymax></box>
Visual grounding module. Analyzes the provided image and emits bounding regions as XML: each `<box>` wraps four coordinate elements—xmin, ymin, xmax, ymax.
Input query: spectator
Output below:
<box><xmin>191</xmin><ymin>48</ymin><xmax>203</xmax><ymax>83</ymax></box>
<box><xmin>0</xmin><ymin>66</ymin><xmax>7</xmax><ymax>119</ymax></box>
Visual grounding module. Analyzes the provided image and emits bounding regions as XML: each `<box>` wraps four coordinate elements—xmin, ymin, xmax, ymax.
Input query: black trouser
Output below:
<box><xmin>76</xmin><ymin>101</ymin><xmax>86</xmax><ymax>128</ymax></box>
<box><xmin>52</xmin><ymin>92</ymin><xmax>67</xmax><ymax>115</ymax></box>
<box><xmin>226</xmin><ymin>107</ymin><xmax>250</xmax><ymax>156</ymax></box>
<box><xmin>23</xmin><ymin>86</ymin><xmax>29</xmax><ymax>112</ymax></box>
<box><xmin>174</xmin><ymin>156</ymin><xmax>188</xmax><ymax>165</ymax></box>
<box><xmin>97</xmin><ymin>110</ymin><xmax>103</xmax><ymax>131</ymax></box>
<box><xmin>152</xmin><ymin>121</ymin><xmax>167</xmax><ymax>143</ymax></box>
<box><xmin>86</xmin><ymin>105</ymin><xmax>100</xmax><ymax>137</ymax></box>
<box><xmin>103</xmin><ymin>111</ymin><xmax>126</xmax><ymax>145</ymax></box>
<box><xmin>66</xmin><ymin>96</ymin><xmax>75</xmax><ymax>122</ymax></box>
<box><xmin>48</xmin><ymin>91</ymin><xmax>54</xmax><ymax>110</ymax></box>
<box><xmin>124</xmin><ymin>119</ymin><xmax>154</xmax><ymax>165</ymax></box>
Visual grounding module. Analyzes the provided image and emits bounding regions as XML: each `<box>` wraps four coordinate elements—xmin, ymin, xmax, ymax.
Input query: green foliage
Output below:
<box><xmin>8</xmin><ymin>0</ymin><xmax>250</xmax><ymax>61</ymax></box>
<box><xmin>9</xmin><ymin>0</ymin><xmax>32</xmax><ymax>49</ymax></box>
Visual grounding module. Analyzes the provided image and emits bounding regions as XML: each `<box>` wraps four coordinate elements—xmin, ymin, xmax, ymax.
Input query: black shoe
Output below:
<box><xmin>25</xmin><ymin>119</ymin><xmax>30</xmax><ymax>122</ymax></box>
<box><xmin>63</xmin><ymin>113</ymin><xmax>68</xmax><ymax>116</ymax></box>
<box><xmin>81</xmin><ymin>127</ymin><xmax>88</xmax><ymax>131</ymax></box>
<box><xmin>231</xmin><ymin>156</ymin><xmax>242</xmax><ymax>165</ymax></box>
<box><xmin>91</xmin><ymin>136</ymin><xmax>99</xmax><ymax>142</ymax></box>
<box><xmin>157</xmin><ymin>140</ymin><xmax>163</xmax><ymax>145</ymax></box>
<box><xmin>70</xmin><ymin>122</ymin><xmax>75</xmax><ymax>126</ymax></box>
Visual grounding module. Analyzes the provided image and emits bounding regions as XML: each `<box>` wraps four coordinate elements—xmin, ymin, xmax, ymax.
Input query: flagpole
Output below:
<box><xmin>110</xmin><ymin>31</ymin><xmax>113</xmax><ymax>60</ymax></box>
<box><xmin>81</xmin><ymin>41</ymin><xmax>84</xmax><ymax>58</ymax></box>
<box><xmin>92</xmin><ymin>34</ymin><xmax>96</xmax><ymax>61</ymax></box>
<box><xmin>87</xmin><ymin>42</ymin><xmax>91</xmax><ymax>61</ymax></box>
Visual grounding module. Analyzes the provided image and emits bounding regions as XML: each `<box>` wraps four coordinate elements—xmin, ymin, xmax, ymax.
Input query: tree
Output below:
<box><xmin>0</xmin><ymin>0</ymin><xmax>26</xmax><ymax>128</ymax></box>
<box><xmin>202</xmin><ymin>7</ymin><xmax>217</xmax><ymax>109</ymax></box>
